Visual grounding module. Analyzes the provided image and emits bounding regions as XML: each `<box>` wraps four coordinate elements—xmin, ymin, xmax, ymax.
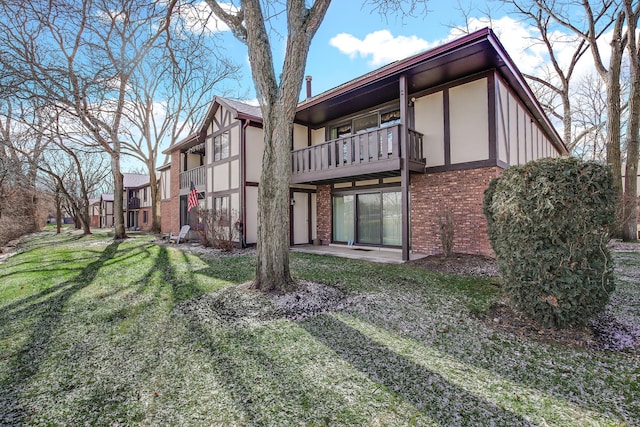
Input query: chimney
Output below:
<box><xmin>305</xmin><ymin>75</ymin><xmax>312</xmax><ymax>100</ymax></box>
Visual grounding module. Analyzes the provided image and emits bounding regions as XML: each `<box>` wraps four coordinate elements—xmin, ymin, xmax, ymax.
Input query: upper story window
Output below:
<box><xmin>329</xmin><ymin>108</ymin><xmax>401</xmax><ymax>140</ymax></box>
<box><xmin>213</xmin><ymin>131</ymin><xmax>230</xmax><ymax>162</ymax></box>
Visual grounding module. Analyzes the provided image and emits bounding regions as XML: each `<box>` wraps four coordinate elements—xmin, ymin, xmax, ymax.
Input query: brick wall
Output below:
<box><xmin>160</xmin><ymin>151</ymin><xmax>181</xmax><ymax>234</ymax></box>
<box><xmin>316</xmin><ymin>184</ymin><xmax>332</xmax><ymax>245</ymax></box>
<box><xmin>411</xmin><ymin>167</ymin><xmax>503</xmax><ymax>256</ymax></box>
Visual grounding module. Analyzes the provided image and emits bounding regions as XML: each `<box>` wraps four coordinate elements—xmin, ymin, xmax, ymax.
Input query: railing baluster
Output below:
<box><xmin>288</xmin><ymin>124</ymin><xmax>424</xmax><ymax>178</ymax></box>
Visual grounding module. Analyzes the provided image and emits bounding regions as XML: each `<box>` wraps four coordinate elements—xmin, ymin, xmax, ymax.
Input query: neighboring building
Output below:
<box><xmin>100</xmin><ymin>194</ymin><xmax>114</xmax><ymax>228</ymax></box>
<box><xmin>161</xmin><ymin>28</ymin><xmax>567</xmax><ymax>259</ymax></box>
<box><xmin>89</xmin><ymin>198</ymin><xmax>101</xmax><ymax>228</ymax></box>
<box><xmin>92</xmin><ymin>175</ymin><xmax>154</xmax><ymax>231</ymax></box>
<box><xmin>123</xmin><ymin>173</ymin><xmax>153</xmax><ymax>231</ymax></box>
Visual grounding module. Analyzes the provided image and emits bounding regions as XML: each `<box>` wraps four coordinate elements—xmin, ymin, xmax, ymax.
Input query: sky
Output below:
<box><xmin>184</xmin><ymin>0</ymin><xmax>604</xmax><ymax>105</ymax></box>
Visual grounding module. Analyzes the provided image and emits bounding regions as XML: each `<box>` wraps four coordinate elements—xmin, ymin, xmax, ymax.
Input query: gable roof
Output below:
<box><xmin>296</xmin><ymin>27</ymin><xmax>566</xmax><ymax>154</ymax></box>
<box><xmin>123</xmin><ymin>173</ymin><xmax>150</xmax><ymax>188</ymax></box>
<box><xmin>165</xmin><ymin>28</ymin><xmax>565</xmax><ymax>156</ymax></box>
<box><xmin>164</xmin><ymin>96</ymin><xmax>263</xmax><ymax>155</ymax></box>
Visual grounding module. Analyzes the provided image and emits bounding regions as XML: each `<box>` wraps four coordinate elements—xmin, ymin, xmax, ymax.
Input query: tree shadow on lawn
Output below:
<box><xmin>182</xmin><ymin>312</ymin><xmax>364</xmax><ymax>425</ymax></box>
<box><xmin>344</xmin><ymin>273</ymin><xmax>640</xmax><ymax>422</ymax></box>
<box><xmin>301</xmin><ymin>313</ymin><xmax>536</xmax><ymax>426</ymax></box>
<box><xmin>0</xmin><ymin>241</ymin><xmax>121</xmax><ymax>426</ymax></box>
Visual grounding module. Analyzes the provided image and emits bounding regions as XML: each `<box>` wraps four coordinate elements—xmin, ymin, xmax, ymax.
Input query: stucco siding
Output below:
<box><xmin>449</xmin><ymin>78</ymin><xmax>489</xmax><ymax>164</ymax></box>
<box><xmin>246</xmin><ymin>126</ymin><xmax>264</xmax><ymax>183</ymax></box>
<box><xmin>414</xmin><ymin>91</ymin><xmax>445</xmax><ymax>167</ymax></box>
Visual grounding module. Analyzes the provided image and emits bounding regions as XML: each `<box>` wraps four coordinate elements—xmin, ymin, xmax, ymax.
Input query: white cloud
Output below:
<box><xmin>329</xmin><ymin>30</ymin><xmax>434</xmax><ymax>67</ymax></box>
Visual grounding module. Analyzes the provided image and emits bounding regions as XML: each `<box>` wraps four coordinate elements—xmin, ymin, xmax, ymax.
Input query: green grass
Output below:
<box><xmin>0</xmin><ymin>228</ymin><xmax>638</xmax><ymax>426</ymax></box>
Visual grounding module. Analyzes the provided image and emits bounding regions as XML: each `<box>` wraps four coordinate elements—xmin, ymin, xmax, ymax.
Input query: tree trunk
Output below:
<box><xmin>254</xmin><ymin>107</ymin><xmax>295</xmax><ymax>292</ymax></box>
<box><xmin>622</xmin><ymin>0</ymin><xmax>639</xmax><ymax>242</ymax></box>
<box><xmin>604</xmin><ymin>20</ymin><xmax>625</xmax><ymax>238</ymax></box>
<box><xmin>204</xmin><ymin>0</ymin><xmax>330</xmax><ymax>292</ymax></box>
<box><xmin>111</xmin><ymin>154</ymin><xmax>126</xmax><ymax>239</ymax></box>
<box><xmin>148</xmin><ymin>162</ymin><xmax>161</xmax><ymax>233</ymax></box>
<box><xmin>55</xmin><ymin>185</ymin><xmax>62</xmax><ymax>234</ymax></box>
<box><xmin>81</xmin><ymin>199</ymin><xmax>92</xmax><ymax>235</ymax></box>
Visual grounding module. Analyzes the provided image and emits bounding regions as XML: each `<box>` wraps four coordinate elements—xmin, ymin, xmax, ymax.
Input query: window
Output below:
<box><xmin>213</xmin><ymin>132</ymin><xmax>230</xmax><ymax>161</ymax></box>
<box><xmin>143</xmin><ymin>188</ymin><xmax>148</xmax><ymax>203</ymax></box>
<box><xmin>330</xmin><ymin>123</ymin><xmax>352</xmax><ymax>139</ymax></box>
<box><xmin>353</xmin><ymin>113</ymin><xmax>378</xmax><ymax>133</ymax></box>
<box><xmin>143</xmin><ymin>210</ymin><xmax>148</xmax><ymax>224</ymax></box>
<box><xmin>329</xmin><ymin>108</ymin><xmax>402</xmax><ymax>158</ymax></box>
<box><xmin>213</xmin><ymin>196</ymin><xmax>230</xmax><ymax>224</ymax></box>
<box><xmin>380</xmin><ymin>110</ymin><xmax>401</xmax><ymax>127</ymax></box>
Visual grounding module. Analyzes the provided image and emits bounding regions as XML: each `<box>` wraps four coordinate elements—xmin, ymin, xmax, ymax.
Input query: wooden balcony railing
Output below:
<box><xmin>180</xmin><ymin>165</ymin><xmax>206</xmax><ymax>189</ymax></box>
<box><xmin>291</xmin><ymin>125</ymin><xmax>424</xmax><ymax>182</ymax></box>
<box><xmin>127</xmin><ymin>198</ymin><xmax>140</xmax><ymax>210</ymax></box>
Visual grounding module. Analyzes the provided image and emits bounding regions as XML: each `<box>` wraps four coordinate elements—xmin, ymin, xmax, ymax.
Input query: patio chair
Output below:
<box><xmin>169</xmin><ymin>225</ymin><xmax>190</xmax><ymax>244</ymax></box>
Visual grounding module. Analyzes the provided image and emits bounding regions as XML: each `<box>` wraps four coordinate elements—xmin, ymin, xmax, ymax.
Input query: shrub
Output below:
<box><xmin>196</xmin><ymin>209</ymin><xmax>238</xmax><ymax>251</ymax></box>
<box><xmin>483</xmin><ymin>157</ymin><xmax>616</xmax><ymax>328</ymax></box>
<box><xmin>438</xmin><ymin>209</ymin><xmax>454</xmax><ymax>257</ymax></box>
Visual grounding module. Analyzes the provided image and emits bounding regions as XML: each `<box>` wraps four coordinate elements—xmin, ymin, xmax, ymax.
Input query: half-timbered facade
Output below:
<box><xmin>161</xmin><ymin>28</ymin><xmax>567</xmax><ymax>259</ymax></box>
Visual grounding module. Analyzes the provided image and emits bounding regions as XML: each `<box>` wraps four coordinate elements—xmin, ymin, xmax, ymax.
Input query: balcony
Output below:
<box><xmin>127</xmin><ymin>197</ymin><xmax>140</xmax><ymax>210</ymax></box>
<box><xmin>180</xmin><ymin>165</ymin><xmax>206</xmax><ymax>189</ymax></box>
<box><xmin>291</xmin><ymin>125</ymin><xmax>425</xmax><ymax>184</ymax></box>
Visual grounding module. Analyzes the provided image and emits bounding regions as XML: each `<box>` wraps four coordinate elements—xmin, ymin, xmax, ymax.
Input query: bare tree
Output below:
<box><xmin>0</xmin><ymin>101</ymin><xmax>47</xmax><ymax>233</ymax></box>
<box><xmin>37</xmin><ymin>114</ymin><xmax>111</xmax><ymax>235</ymax></box>
<box><xmin>621</xmin><ymin>0</ymin><xmax>639</xmax><ymax>241</ymax></box>
<box><xmin>533</xmin><ymin>0</ymin><xmax>628</xmax><ymax>236</ymax></box>
<box><xmin>121</xmin><ymin>11</ymin><xmax>241</xmax><ymax>233</ymax></box>
<box><xmin>0</xmin><ymin>0</ymin><xmax>178</xmax><ymax>240</ymax></box>
<box><xmin>572</xmin><ymin>72</ymin><xmax>609</xmax><ymax>160</ymax></box>
<box><xmin>204</xmin><ymin>0</ymin><xmax>427</xmax><ymax>291</ymax></box>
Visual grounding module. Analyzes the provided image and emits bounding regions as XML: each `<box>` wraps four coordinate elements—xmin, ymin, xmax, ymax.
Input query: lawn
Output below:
<box><xmin>0</xmin><ymin>228</ymin><xmax>638</xmax><ymax>426</ymax></box>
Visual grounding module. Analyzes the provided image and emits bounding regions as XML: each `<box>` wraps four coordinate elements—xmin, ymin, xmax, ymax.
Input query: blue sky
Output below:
<box><xmin>187</xmin><ymin>0</ymin><xmax>584</xmax><ymax>102</ymax></box>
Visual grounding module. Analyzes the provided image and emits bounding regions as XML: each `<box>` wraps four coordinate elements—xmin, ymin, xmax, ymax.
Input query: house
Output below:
<box><xmin>92</xmin><ymin>174</ymin><xmax>153</xmax><ymax>230</ymax></box>
<box><xmin>160</xmin><ymin>28</ymin><xmax>567</xmax><ymax>259</ymax></box>
<box><xmin>89</xmin><ymin>198</ymin><xmax>101</xmax><ymax>228</ymax></box>
<box><xmin>100</xmin><ymin>194</ymin><xmax>114</xmax><ymax>228</ymax></box>
<box><xmin>122</xmin><ymin>173</ymin><xmax>153</xmax><ymax>231</ymax></box>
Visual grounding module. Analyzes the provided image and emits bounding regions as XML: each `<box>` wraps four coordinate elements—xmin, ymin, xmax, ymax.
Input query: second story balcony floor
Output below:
<box><xmin>291</xmin><ymin>124</ymin><xmax>425</xmax><ymax>184</ymax></box>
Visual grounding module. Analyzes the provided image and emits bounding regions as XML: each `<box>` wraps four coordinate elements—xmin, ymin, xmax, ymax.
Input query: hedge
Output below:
<box><xmin>483</xmin><ymin>157</ymin><xmax>616</xmax><ymax>328</ymax></box>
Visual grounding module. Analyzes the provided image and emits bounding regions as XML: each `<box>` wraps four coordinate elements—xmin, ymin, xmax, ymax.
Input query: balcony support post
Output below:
<box><xmin>399</xmin><ymin>74</ymin><xmax>410</xmax><ymax>261</ymax></box>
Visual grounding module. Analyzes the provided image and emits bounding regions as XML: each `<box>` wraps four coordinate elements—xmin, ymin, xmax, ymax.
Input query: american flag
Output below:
<box><xmin>187</xmin><ymin>181</ymin><xmax>199</xmax><ymax>212</ymax></box>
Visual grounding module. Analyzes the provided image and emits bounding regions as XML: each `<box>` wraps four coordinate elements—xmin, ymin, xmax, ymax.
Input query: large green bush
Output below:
<box><xmin>483</xmin><ymin>157</ymin><xmax>616</xmax><ymax>328</ymax></box>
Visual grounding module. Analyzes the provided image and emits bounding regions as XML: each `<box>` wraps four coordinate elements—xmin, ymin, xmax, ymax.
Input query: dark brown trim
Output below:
<box><xmin>426</xmin><ymin>159</ymin><xmax>497</xmax><ymax>173</ymax></box>
<box><xmin>497</xmin><ymin>159</ymin><xmax>509</xmax><ymax>170</ymax></box>
<box><xmin>443</xmin><ymin>88</ymin><xmax>451</xmax><ymax>166</ymax></box>
<box><xmin>289</xmin><ymin>189</ymin><xmax>294</xmax><ymax>246</ymax></box>
<box><xmin>487</xmin><ymin>72</ymin><xmax>497</xmax><ymax>162</ymax></box>
<box><xmin>241</xmin><ymin>120</ymin><xmax>247</xmax><ymax>244</ymax></box>
<box><xmin>245</xmin><ymin>181</ymin><xmax>259</xmax><ymax>187</ymax></box>
<box><xmin>331</xmin><ymin>185</ymin><xmax>401</xmax><ymax>197</ymax></box>
<box><xmin>399</xmin><ymin>74</ymin><xmax>410</xmax><ymax>261</ymax></box>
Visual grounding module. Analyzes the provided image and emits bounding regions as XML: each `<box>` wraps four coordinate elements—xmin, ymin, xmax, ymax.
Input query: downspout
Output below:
<box><xmin>400</xmin><ymin>74</ymin><xmax>410</xmax><ymax>261</ymax></box>
<box><xmin>241</xmin><ymin>119</ymin><xmax>248</xmax><ymax>247</ymax></box>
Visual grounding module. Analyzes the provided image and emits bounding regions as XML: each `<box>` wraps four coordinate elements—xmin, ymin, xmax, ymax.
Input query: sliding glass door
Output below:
<box><xmin>333</xmin><ymin>195</ymin><xmax>354</xmax><ymax>242</ymax></box>
<box><xmin>333</xmin><ymin>190</ymin><xmax>402</xmax><ymax>247</ymax></box>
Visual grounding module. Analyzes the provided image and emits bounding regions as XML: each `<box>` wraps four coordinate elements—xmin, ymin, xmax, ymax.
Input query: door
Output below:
<box><xmin>292</xmin><ymin>192</ymin><xmax>309</xmax><ymax>244</ymax></box>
